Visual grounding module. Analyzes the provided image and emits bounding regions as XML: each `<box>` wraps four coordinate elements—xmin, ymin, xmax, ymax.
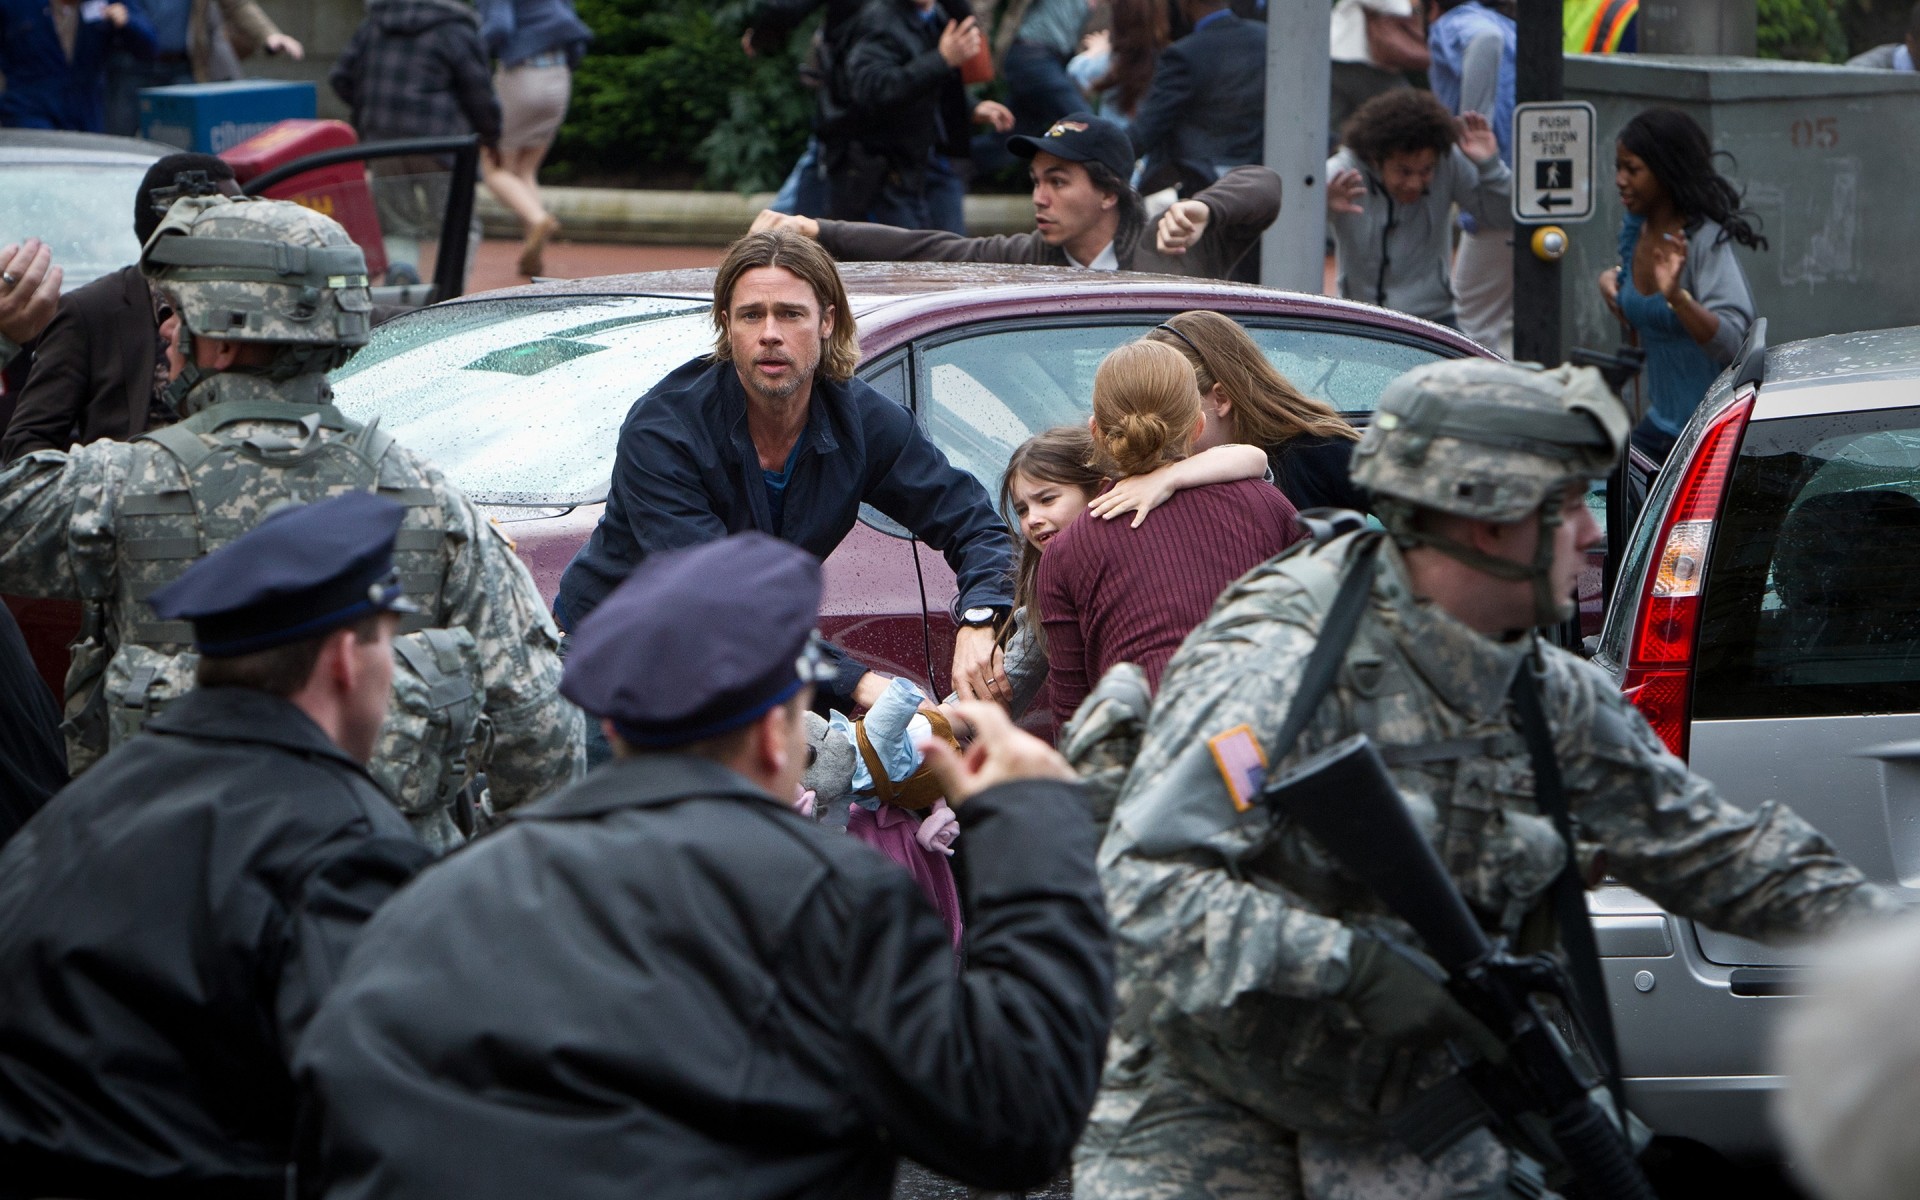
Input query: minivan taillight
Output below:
<box><xmin>1621</xmin><ymin>392</ymin><xmax>1754</xmax><ymax>759</ymax></box>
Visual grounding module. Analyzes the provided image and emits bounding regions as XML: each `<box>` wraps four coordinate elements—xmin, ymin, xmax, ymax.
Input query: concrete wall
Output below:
<box><xmin>1560</xmin><ymin>54</ymin><xmax>1920</xmax><ymax>362</ymax></box>
<box><xmin>237</xmin><ymin>0</ymin><xmax>362</xmax><ymax>121</ymax></box>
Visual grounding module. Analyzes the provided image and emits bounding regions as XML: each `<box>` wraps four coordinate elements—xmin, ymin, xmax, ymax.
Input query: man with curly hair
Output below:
<box><xmin>1325</xmin><ymin>88</ymin><xmax>1511</xmax><ymax>328</ymax></box>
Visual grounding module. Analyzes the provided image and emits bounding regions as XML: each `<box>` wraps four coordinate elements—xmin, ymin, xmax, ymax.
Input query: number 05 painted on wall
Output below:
<box><xmin>1791</xmin><ymin>117</ymin><xmax>1839</xmax><ymax>150</ymax></box>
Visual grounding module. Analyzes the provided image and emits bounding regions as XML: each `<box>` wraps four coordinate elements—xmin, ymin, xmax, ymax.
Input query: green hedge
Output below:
<box><xmin>1759</xmin><ymin>0</ymin><xmax>1849</xmax><ymax>60</ymax></box>
<box><xmin>545</xmin><ymin>0</ymin><xmax>814</xmax><ymax>192</ymax></box>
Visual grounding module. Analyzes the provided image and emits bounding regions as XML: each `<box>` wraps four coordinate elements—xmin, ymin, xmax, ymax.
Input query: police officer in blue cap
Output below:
<box><xmin>296</xmin><ymin>531</ymin><xmax>1117</xmax><ymax>1200</ymax></box>
<box><xmin>0</xmin><ymin>492</ymin><xmax>434</xmax><ymax>1199</ymax></box>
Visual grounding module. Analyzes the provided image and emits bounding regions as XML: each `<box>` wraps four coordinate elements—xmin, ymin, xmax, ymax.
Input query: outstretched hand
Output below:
<box><xmin>1648</xmin><ymin>229</ymin><xmax>1688</xmax><ymax>302</ymax></box>
<box><xmin>919</xmin><ymin>702</ymin><xmax>1073</xmax><ymax>808</ymax></box>
<box><xmin>0</xmin><ymin>239</ymin><xmax>62</xmax><ymax>348</ymax></box>
<box><xmin>1326</xmin><ymin>168</ymin><xmax>1366</xmax><ymax>215</ymax></box>
<box><xmin>973</xmin><ymin>100</ymin><xmax>1014</xmax><ymax>133</ymax></box>
<box><xmin>1456</xmin><ymin>111</ymin><xmax>1498</xmax><ymax>164</ymax></box>
<box><xmin>938</xmin><ymin>17</ymin><xmax>983</xmax><ymax>68</ymax></box>
<box><xmin>749</xmin><ymin>209</ymin><xmax>820</xmax><ymax>238</ymax></box>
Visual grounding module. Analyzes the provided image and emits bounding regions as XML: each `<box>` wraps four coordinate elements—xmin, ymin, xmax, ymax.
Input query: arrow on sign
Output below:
<box><xmin>1536</xmin><ymin>193</ymin><xmax>1574</xmax><ymax>210</ymax></box>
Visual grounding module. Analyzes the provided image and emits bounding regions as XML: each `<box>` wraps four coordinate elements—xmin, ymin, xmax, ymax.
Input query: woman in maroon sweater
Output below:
<box><xmin>1038</xmin><ymin>339</ymin><xmax>1303</xmax><ymax>728</ymax></box>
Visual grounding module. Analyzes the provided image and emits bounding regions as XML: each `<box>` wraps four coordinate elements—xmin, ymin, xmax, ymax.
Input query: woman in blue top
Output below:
<box><xmin>1598</xmin><ymin>107</ymin><xmax>1761</xmax><ymax>463</ymax></box>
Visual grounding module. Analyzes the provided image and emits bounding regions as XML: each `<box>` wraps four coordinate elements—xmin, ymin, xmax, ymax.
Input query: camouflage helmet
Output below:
<box><xmin>1352</xmin><ymin>359</ymin><xmax>1628</xmax><ymax>628</ymax></box>
<box><xmin>1351</xmin><ymin>359</ymin><xmax>1628</xmax><ymax>522</ymax></box>
<box><xmin>140</xmin><ymin>194</ymin><xmax>372</xmax><ymax>350</ymax></box>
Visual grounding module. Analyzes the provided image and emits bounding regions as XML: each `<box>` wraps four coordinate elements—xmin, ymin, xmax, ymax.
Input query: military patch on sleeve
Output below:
<box><xmin>1207</xmin><ymin>725</ymin><xmax>1269</xmax><ymax>813</ymax></box>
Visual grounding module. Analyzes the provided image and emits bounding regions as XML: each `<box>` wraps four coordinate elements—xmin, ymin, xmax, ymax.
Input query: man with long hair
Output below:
<box><xmin>752</xmin><ymin>114</ymin><xmax>1281</xmax><ymax>281</ymax></box>
<box><xmin>556</xmin><ymin>231</ymin><xmax>1015</xmax><ymax>716</ymax></box>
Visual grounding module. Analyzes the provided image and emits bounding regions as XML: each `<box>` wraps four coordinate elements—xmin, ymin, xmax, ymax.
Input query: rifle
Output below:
<box><xmin>1263</xmin><ymin>734</ymin><xmax>1657</xmax><ymax>1200</ymax></box>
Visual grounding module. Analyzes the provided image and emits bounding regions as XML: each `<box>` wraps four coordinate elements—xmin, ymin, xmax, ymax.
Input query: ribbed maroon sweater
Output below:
<box><xmin>1037</xmin><ymin>477</ymin><xmax>1301</xmax><ymax>728</ymax></box>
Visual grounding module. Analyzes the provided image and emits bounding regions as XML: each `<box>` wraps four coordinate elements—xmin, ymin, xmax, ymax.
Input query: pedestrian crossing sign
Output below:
<box><xmin>1513</xmin><ymin>101</ymin><xmax>1597</xmax><ymax>223</ymax></box>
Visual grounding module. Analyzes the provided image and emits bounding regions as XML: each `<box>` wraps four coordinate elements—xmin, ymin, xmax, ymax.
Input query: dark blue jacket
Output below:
<box><xmin>1127</xmin><ymin>11</ymin><xmax>1266</xmax><ymax>194</ymax></box>
<box><xmin>557</xmin><ymin>358</ymin><xmax>1014</xmax><ymax>703</ymax></box>
<box><xmin>475</xmin><ymin>0</ymin><xmax>591</xmax><ymax>68</ymax></box>
<box><xmin>0</xmin><ymin>0</ymin><xmax>156</xmax><ymax>132</ymax></box>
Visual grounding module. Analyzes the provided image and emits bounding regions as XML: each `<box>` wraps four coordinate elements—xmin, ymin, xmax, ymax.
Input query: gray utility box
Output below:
<box><xmin>1559</xmin><ymin>54</ymin><xmax>1920</xmax><ymax>368</ymax></box>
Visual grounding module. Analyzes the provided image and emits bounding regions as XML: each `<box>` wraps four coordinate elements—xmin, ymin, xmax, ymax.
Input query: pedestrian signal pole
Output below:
<box><xmin>1261</xmin><ymin>0</ymin><xmax>1331</xmax><ymax>292</ymax></box>
<box><xmin>1513</xmin><ymin>0</ymin><xmax>1567</xmax><ymax>364</ymax></box>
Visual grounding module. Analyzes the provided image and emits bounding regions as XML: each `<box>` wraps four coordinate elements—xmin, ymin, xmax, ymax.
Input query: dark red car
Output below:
<box><xmin>8</xmin><ymin>264</ymin><xmax>1495</xmax><ymax>704</ymax></box>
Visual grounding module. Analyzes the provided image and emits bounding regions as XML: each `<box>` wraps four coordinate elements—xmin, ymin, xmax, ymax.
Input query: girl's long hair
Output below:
<box><xmin>1092</xmin><ymin>0</ymin><xmax>1171</xmax><ymax>117</ymax></box>
<box><xmin>997</xmin><ymin>426</ymin><xmax>1106</xmax><ymax>656</ymax></box>
<box><xmin>1145</xmin><ymin>311</ymin><xmax>1358</xmax><ymax>450</ymax></box>
<box><xmin>1618</xmin><ymin>108</ymin><xmax>1768</xmax><ymax>251</ymax></box>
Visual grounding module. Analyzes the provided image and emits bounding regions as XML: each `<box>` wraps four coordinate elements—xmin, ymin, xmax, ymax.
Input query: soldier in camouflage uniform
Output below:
<box><xmin>1073</xmin><ymin>359</ymin><xmax>1892</xmax><ymax>1199</ymax></box>
<box><xmin>0</xmin><ymin>196</ymin><xmax>582</xmax><ymax>850</ymax></box>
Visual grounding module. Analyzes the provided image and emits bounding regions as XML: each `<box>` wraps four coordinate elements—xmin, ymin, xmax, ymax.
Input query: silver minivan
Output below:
<box><xmin>1590</xmin><ymin>322</ymin><xmax>1920</xmax><ymax>1163</ymax></box>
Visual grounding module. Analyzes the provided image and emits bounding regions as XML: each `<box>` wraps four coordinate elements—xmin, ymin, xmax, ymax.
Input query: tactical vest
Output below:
<box><xmin>69</xmin><ymin>395</ymin><xmax>485</xmax><ymax>848</ymax></box>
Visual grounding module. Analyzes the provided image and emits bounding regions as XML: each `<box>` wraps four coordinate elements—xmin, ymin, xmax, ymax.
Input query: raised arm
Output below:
<box><xmin>1085</xmin><ymin>443</ymin><xmax>1269</xmax><ymax>527</ymax></box>
<box><xmin>1447</xmin><ymin>123</ymin><xmax>1512</xmax><ymax>232</ymax></box>
<box><xmin>1560</xmin><ymin>661</ymin><xmax>1894</xmax><ymax>942</ymax></box>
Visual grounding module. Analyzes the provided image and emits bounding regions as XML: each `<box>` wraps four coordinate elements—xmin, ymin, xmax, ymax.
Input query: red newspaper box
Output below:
<box><xmin>222</xmin><ymin>120</ymin><xmax>389</xmax><ymax>279</ymax></box>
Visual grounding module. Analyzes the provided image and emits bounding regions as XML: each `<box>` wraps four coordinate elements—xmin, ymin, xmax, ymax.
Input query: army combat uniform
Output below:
<box><xmin>0</xmin><ymin>197</ymin><xmax>581</xmax><ymax>848</ymax></box>
<box><xmin>1074</xmin><ymin>362</ymin><xmax>1891</xmax><ymax>1200</ymax></box>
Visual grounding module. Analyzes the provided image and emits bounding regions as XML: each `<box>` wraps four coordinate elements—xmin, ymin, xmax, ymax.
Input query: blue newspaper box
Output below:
<box><xmin>139</xmin><ymin>81</ymin><xmax>317</xmax><ymax>154</ymax></box>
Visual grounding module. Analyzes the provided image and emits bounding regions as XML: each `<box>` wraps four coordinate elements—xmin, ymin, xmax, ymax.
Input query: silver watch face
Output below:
<box><xmin>963</xmin><ymin>606</ymin><xmax>996</xmax><ymax>624</ymax></box>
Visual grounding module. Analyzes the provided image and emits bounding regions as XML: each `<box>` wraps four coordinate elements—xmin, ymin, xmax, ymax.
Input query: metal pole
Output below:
<box><xmin>1261</xmin><ymin>0</ymin><xmax>1331</xmax><ymax>292</ymax></box>
<box><xmin>1512</xmin><ymin>0</ymin><xmax>1563</xmax><ymax>363</ymax></box>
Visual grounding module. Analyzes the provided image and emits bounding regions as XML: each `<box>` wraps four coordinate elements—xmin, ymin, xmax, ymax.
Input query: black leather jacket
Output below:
<box><xmin>825</xmin><ymin>0</ymin><xmax>976</xmax><ymax>176</ymax></box>
<box><xmin>295</xmin><ymin>755</ymin><xmax>1115</xmax><ymax>1199</ymax></box>
<box><xmin>0</xmin><ymin>688</ymin><xmax>429</xmax><ymax>1199</ymax></box>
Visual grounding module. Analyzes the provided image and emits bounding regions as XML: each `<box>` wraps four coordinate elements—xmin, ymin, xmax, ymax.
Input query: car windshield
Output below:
<box><xmin>0</xmin><ymin>163</ymin><xmax>151</xmax><ymax>289</ymax></box>
<box><xmin>330</xmin><ymin>295</ymin><xmax>712</xmax><ymax>505</ymax></box>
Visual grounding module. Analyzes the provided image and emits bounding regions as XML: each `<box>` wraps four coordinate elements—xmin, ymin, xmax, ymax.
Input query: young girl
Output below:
<box><xmin>993</xmin><ymin>422</ymin><xmax>1270</xmax><ymax>723</ymax></box>
<box><xmin>1035</xmin><ymin>339</ymin><xmax>1303</xmax><ymax>729</ymax></box>
<box><xmin>1597</xmin><ymin>107</ymin><xmax>1761</xmax><ymax>464</ymax></box>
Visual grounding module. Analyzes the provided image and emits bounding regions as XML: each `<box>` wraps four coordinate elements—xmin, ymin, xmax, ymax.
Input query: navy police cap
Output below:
<box><xmin>561</xmin><ymin>533</ymin><xmax>833</xmax><ymax>748</ymax></box>
<box><xmin>148</xmin><ymin>492</ymin><xmax>420</xmax><ymax>657</ymax></box>
<box><xmin>1007</xmin><ymin>112</ymin><xmax>1135</xmax><ymax>186</ymax></box>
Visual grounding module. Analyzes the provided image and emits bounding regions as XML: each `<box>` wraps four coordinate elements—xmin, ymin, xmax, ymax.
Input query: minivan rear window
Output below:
<box><xmin>1693</xmin><ymin>405</ymin><xmax>1920</xmax><ymax>719</ymax></box>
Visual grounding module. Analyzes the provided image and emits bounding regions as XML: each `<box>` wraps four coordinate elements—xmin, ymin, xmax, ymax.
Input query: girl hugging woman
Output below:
<box><xmin>1034</xmin><ymin>339</ymin><xmax>1304</xmax><ymax>729</ymax></box>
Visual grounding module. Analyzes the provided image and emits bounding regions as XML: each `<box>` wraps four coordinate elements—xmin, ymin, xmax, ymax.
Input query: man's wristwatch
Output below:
<box><xmin>959</xmin><ymin>605</ymin><xmax>1004</xmax><ymax>628</ymax></box>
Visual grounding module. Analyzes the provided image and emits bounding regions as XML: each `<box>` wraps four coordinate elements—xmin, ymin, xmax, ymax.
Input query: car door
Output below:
<box><xmin>239</xmin><ymin>135</ymin><xmax>481</xmax><ymax>314</ymax></box>
<box><xmin>900</xmin><ymin>312</ymin><xmax>1465</xmax><ymax>699</ymax></box>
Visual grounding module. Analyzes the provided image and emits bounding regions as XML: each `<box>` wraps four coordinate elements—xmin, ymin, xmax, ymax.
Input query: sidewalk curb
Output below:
<box><xmin>475</xmin><ymin>187</ymin><xmax>1035</xmax><ymax>245</ymax></box>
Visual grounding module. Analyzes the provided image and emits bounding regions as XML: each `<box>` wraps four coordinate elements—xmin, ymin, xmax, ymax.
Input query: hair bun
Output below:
<box><xmin>1105</xmin><ymin>412</ymin><xmax>1171</xmax><ymax>477</ymax></box>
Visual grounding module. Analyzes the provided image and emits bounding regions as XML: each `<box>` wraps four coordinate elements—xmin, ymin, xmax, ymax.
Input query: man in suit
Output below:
<box><xmin>1</xmin><ymin>153</ymin><xmax>239</xmax><ymax>463</ymax></box>
<box><xmin>1127</xmin><ymin>0</ymin><xmax>1267</xmax><ymax>200</ymax></box>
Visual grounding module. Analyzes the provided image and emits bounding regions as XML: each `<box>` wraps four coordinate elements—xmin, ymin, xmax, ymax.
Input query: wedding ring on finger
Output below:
<box><xmin>1</xmin><ymin>272</ymin><xmax>18</xmax><ymax>289</ymax></box>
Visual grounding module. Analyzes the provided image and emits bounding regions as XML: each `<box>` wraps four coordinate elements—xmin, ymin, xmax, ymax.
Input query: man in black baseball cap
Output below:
<box><xmin>752</xmin><ymin>110</ymin><xmax>1282</xmax><ymax>279</ymax></box>
<box><xmin>0</xmin><ymin>492</ymin><xmax>432</xmax><ymax>1197</ymax></box>
<box><xmin>296</xmin><ymin>531</ymin><xmax>1117</xmax><ymax>1200</ymax></box>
